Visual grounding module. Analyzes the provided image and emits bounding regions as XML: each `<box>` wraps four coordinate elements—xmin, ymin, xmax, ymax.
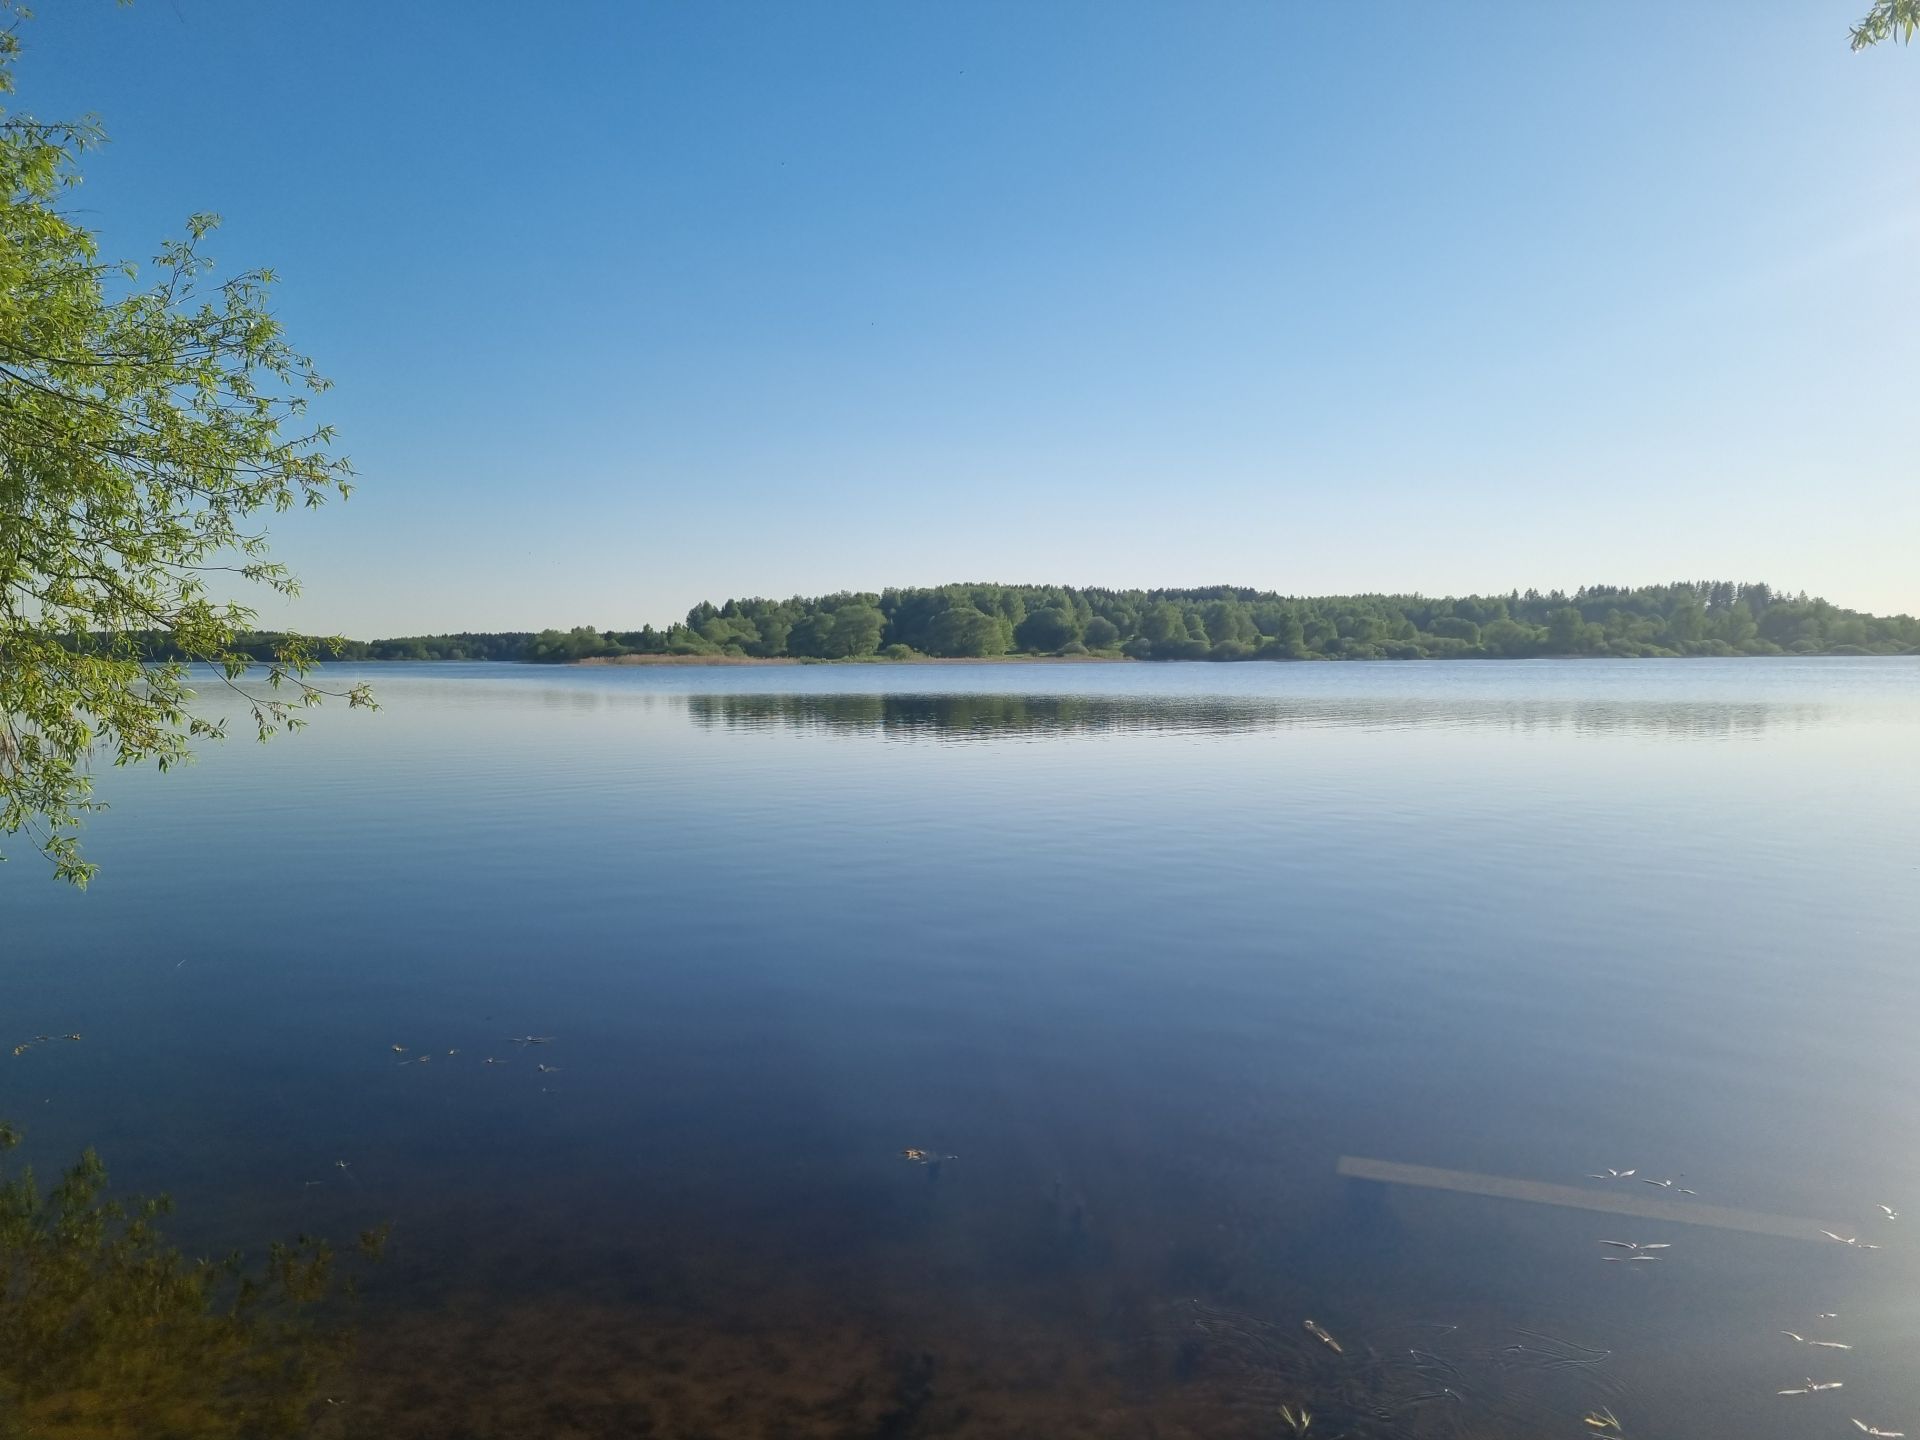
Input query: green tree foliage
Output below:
<box><xmin>925</xmin><ymin>605</ymin><xmax>1010</xmax><ymax>658</ymax></box>
<box><xmin>1202</xmin><ymin>599</ymin><xmax>1258</xmax><ymax>647</ymax></box>
<box><xmin>785</xmin><ymin>611</ymin><xmax>834</xmax><ymax>659</ymax></box>
<box><xmin>1546</xmin><ymin>606</ymin><xmax>1602</xmax><ymax>655</ymax></box>
<box><xmin>214</xmin><ymin>581</ymin><xmax>1917</xmax><ymax>667</ymax></box>
<box><xmin>824</xmin><ymin>603</ymin><xmax>885</xmax><ymax>659</ymax></box>
<box><xmin>1014</xmin><ymin>605</ymin><xmax>1079</xmax><ymax>652</ymax></box>
<box><xmin>1852</xmin><ymin>0</ymin><xmax>1918</xmax><ymax>48</ymax></box>
<box><xmin>0</xmin><ymin>15</ymin><xmax>365</xmax><ymax>883</ymax></box>
<box><xmin>0</xmin><ymin>1127</ymin><xmax>381</xmax><ymax>1438</ymax></box>
<box><xmin>364</xmin><ymin>632</ymin><xmax>531</xmax><ymax>661</ymax></box>
<box><xmin>1475</xmin><ymin>618</ymin><xmax>1536</xmax><ymax>657</ymax></box>
<box><xmin>1140</xmin><ymin>601</ymin><xmax>1189</xmax><ymax>647</ymax></box>
<box><xmin>523</xmin><ymin>627</ymin><xmax>623</xmax><ymax>662</ymax></box>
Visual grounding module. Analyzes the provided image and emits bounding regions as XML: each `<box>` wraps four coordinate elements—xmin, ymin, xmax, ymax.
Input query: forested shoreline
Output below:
<box><xmin>108</xmin><ymin>581</ymin><xmax>1920</xmax><ymax>664</ymax></box>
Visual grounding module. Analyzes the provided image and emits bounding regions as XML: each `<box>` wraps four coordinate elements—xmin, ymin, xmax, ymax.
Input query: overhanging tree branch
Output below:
<box><xmin>0</xmin><ymin>5</ymin><xmax>369</xmax><ymax>885</ymax></box>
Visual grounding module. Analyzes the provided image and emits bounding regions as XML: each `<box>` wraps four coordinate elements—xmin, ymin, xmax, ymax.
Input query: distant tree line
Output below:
<box><xmin>96</xmin><ymin>581</ymin><xmax>1919</xmax><ymax>665</ymax></box>
<box><xmin>107</xmin><ymin>631</ymin><xmax>536</xmax><ymax>662</ymax></box>
<box><xmin>530</xmin><ymin>581</ymin><xmax>1920</xmax><ymax>662</ymax></box>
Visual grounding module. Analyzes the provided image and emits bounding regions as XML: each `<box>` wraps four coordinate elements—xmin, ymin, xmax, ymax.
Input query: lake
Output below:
<box><xmin>5</xmin><ymin>657</ymin><xmax>1918</xmax><ymax>1438</ymax></box>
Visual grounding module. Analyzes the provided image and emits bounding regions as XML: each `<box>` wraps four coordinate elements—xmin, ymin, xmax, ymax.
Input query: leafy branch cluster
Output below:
<box><xmin>0</xmin><ymin>11</ymin><xmax>364</xmax><ymax>883</ymax></box>
<box><xmin>1851</xmin><ymin>0</ymin><xmax>1919</xmax><ymax>49</ymax></box>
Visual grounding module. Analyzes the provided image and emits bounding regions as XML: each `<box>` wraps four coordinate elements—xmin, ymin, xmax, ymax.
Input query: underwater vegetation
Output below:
<box><xmin>0</xmin><ymin>1124</ymin><xmax>384</xmax><ymax>1439</ymax></box>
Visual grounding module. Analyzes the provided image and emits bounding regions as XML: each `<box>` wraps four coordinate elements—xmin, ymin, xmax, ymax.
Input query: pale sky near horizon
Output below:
<box><xmin>17</xmin><ymin>2</ymin><xmax>1920</xmax><ymax>633</ymax></box>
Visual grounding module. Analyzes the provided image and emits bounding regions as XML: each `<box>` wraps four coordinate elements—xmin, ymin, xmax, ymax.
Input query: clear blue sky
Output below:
<box><xmin>17</xmin><ymin>2</ymin><xmax>1920</xmax><ymax>632</ymax></box>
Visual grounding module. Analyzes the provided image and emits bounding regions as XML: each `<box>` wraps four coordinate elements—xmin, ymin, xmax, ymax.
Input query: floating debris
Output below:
<box><xmin>1303</xmin><ymin>1319</ymin><xmax>1343</xmax><ymax>1354</ymax></box>
<box><xmin>447</xmin><ymin>1048</ymin><xmax>460</xmax><ymax>1056</ymax></box>
<box><xmin>1877</xmin><ymin>1205</ymin><xmax>1899</xmax><ymax>1220</ymax></box>
<box><xmin>1587</xmin><ymin>1168</ymin><xmax>1636</xmax><ymax>1180</ymax></box>
<box><xmin>536</xmin><ymin>1063</ymin><xmax>559</xmax><ymax>1074</ymax></box>
<box><xmin>391</xmin><ymin>1044</ymin><xmax>407</xmax><ymax>1053</ymax></box>
<box><xmin>3</xmin><ymin>1035</ymin><xmax>69</xmax><ymax>1055</ymax></box>
<box><xmin>1509</xmin><ymin>1327</ymin><xmax>1611</xmax><ymax>1368</ymax></box>
<box><xmin>1819</xmin><ymin>1313</ymin><xmax>1840</xmax><ymax>1320</ymax></box>
<box><xmin>1174</xmin><ymin>1303</ymin><xmax>1612</xmax><ymax>1432</ymax></box>
<box><xmin>1279</xmin><ymin>1404</ymin><xmax>1312</xmax><ymax>1434</ymax></box>
<box><xmin>898</xmin><ymin>1148</ymin><xmax>956</xmax><ymax>1164</ymax></box>
<box><xmin>1640</xmin><ymin>1176</ymin><xmax>1695</xmax><ymax>1194</ymax></box>
<box><xmin>1583</xmin><ymin>1407</ymin><xmax>1623</xmax><ymax>1431</ymax></box>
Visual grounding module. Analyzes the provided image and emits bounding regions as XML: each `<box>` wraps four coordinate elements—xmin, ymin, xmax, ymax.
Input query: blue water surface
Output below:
<box><xmin>3</xmin><ymin>657</ymin><xmax>1917</xmax><ymax>1438</ymax></box>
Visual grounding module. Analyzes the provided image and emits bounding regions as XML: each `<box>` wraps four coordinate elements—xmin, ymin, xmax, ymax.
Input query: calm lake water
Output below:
<box><xmin>5</xmin><ymin>657</ymin><xmax>1918</xmax><ymax>1438</ymax></box>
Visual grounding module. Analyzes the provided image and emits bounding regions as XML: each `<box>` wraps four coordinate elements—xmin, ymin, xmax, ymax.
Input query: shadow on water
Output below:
<box><xmin>684</xmin><ymin>691</ymin><xmax>1826</xmax><ymax>741</ymax></box>
<box><xmin>0</xmin><ymin>1124</ymin><xmax>382</xmax><ymax>1440</ymax></box>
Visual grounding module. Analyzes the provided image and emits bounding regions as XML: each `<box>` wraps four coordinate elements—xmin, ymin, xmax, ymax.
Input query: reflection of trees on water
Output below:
<box><xmin>0</xmin><ymin>1127</ymin><xmax>380</xmax><ymax>1439</ymax></box>
<box><xmin>684</xmin><ymin>693</ymin><xmax>1829</xmax><ymax>742</ymax></box>
<box><xmin>688</xmin><ymin>693</ymin><xmax>1286</xmax><ymax>739</ymax></box>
